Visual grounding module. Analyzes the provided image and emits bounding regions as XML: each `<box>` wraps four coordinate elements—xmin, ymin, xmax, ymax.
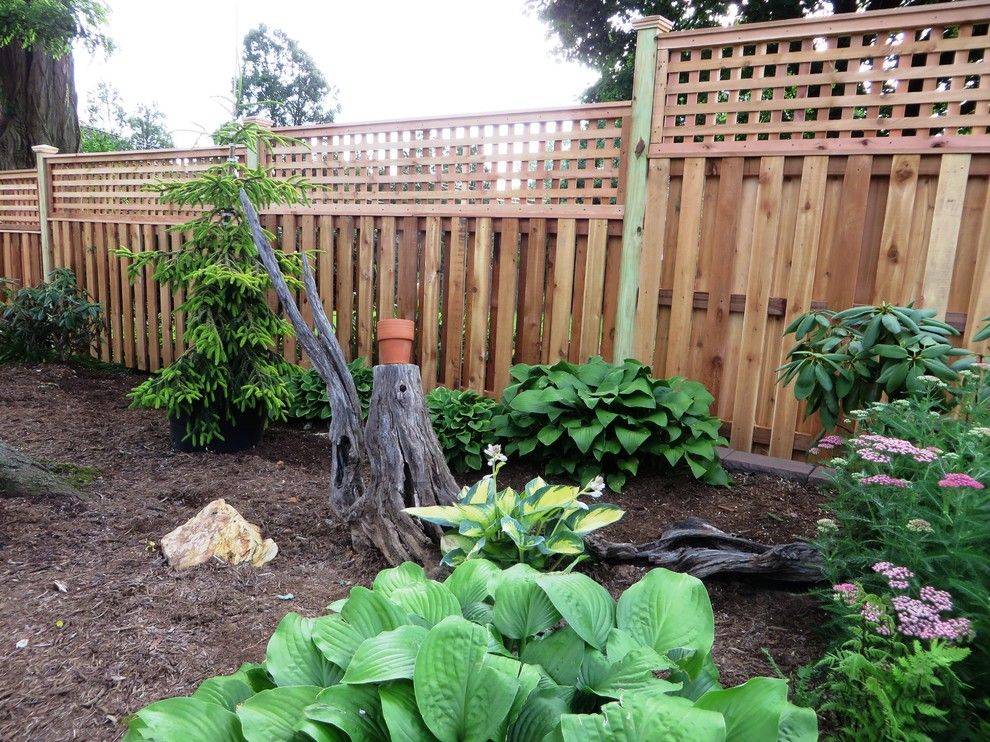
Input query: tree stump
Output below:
<box><xmin>358</xmin><ymin>364</ymin><xmax>459</xmax><ymax>566</ymax></box>
<box><xmin>0</xmin><ymin>440</ymin><xmax>83</xmax><ymax>500</ymax></box>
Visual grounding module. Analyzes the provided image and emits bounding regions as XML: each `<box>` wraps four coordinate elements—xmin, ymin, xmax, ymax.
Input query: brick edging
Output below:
<box><xmin>716</xmin><ymin>447</ymin><xmax>835</xmax><ymax>488</ymax></box>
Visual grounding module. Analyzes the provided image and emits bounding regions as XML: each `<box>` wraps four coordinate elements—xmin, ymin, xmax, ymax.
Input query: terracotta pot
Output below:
<box><xmin>377</xmin><ymin>319</ymin><xmax>415</xmax><ymax>364</ymax></box>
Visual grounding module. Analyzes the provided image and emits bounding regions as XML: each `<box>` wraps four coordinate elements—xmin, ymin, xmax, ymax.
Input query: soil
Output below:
<box><xmin>0</xmin><ymin>363</ymin><xmax>828</xmax><ymax>741</ymax></box>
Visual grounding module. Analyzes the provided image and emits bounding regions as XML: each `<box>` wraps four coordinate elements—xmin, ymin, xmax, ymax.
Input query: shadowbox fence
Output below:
<box><xmin>2</xmin><ymin>0</ymin><xmax>990</xmax><ymax>460</ymax></box>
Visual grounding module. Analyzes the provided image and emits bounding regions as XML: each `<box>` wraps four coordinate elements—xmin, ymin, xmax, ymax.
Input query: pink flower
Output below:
<box><xmin>872</xmin><ymin>562</ymin><xmax>914</xmax><ymax>591</ymax></box>
<box><xmin>938</xmin><ymin>473</ymin><xmax>985</xmax><ymax>489</ymax></box>
<box><xmin>860</xmin><ymin>474</ymin><xmax>911</xmax><ymax>488</ymax></box>
<box><xmin>850</xmin><ymin>435</ymin><xmax>940</xmax><ymax>464</ymax></box>
<box><xmin>817</xmin><ymin>435</ymin><xmax>845</xmax><ymax>450</ymax></box>
<box><xmin>920</xmin><ymin>586</ymin><xmax>953</xmax><ymax>612</ymax></box>
<box><xmin>861</xmin><ymin>603</ymin><xmax>884</xmax><ymax>623</ymax></box>
<box><xmin>833</xmin><ymin>583</ymin><xmax>860</xmax><ymax>605</ymax></box>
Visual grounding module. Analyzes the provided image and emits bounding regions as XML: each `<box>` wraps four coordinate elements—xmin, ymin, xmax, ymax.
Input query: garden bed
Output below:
<box><xmin>0</xmin><ymin>363</ymin><xmax>827</xmax><ymax>740</ymax></box>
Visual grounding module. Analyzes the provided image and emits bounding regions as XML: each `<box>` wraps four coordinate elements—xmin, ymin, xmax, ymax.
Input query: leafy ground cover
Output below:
<box><xmin>0</xmin><ymin>363</ymin><xmax>825</xmax><ymax>740</ymax></box>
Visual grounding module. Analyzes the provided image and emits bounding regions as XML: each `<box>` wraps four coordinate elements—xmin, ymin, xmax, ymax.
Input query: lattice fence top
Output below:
<box><xmin>268</xmin><ymin>103</ymin><xmax>630</xmax><ymax>213</ymax></box>
<box><xmin>653</xmin><ymin>0</ymin><xmax>990</xmax><ymax>154</ymax></box>
<box><xmin>0</xmin><ymin>169</ymin><xmax>40</xmax><ymax>231</ymax></box>
<box><xmin>48</xmin><ymin>147</ymin><xmax>245</xmax><ymax>221</ymax></box>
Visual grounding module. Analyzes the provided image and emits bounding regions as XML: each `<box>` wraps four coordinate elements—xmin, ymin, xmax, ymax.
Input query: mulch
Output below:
<box><xmin>0</xmin><ymin>363</ymin><xmax>828</xmax><ymax>741</ymax></box>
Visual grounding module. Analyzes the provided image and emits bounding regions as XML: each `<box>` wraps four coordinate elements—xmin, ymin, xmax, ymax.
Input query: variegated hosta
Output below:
<box><xmin>125</xmin><ymin>561</ymin><xmax>818</xmax><ymax>742</ymax></box>
<box><xmin>404</xmin><ymin>473</ymin><xmax>624</xmax><ymax>570</ymax></box>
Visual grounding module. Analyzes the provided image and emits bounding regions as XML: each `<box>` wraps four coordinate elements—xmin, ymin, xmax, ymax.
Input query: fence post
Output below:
<box><xmin>243</xmin><ymin>116</ymin><xmax>273</xmax><ymax>170</ymax></box>
<box><xmin>612</xmin><ymin>16</ymin><xmax>672</xmax><ymax>363</ymax></box>
<box><xmin>31</xmin><ymin>144</ymin><xmax>58</xmax><ymax>280</ymax></box>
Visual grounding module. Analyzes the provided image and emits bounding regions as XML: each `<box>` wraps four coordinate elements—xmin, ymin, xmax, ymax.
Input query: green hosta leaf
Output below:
<box><xmin>193</xmin><ymin>672</ymin><xmax>257</xmax><ymax>712</ymax></box>
<box><xmin>402</xmin><ymin>505</ymin><xmax>463</xmax><ymax>527</ymax></box>
<box><xmin>537</xmin><ymin>572</ymin><xmax>615</xmax><ymax>650</ymax></box>
<box><xmin>379</xmin><ymin>681</ymin><xmax>438</xmax><ymax>742</ymax></box>
<box><xmin>519</xmin><ymin>625</ymin><xmax>587</xmax><ymax>686</ymax></box>
<box><xmin>125</xmin><ymin>697</ymin><xmax>241</xmax><ymax>742</ymax></box>
<box><xmin>521</xmin><ymin>484</ymin><xmax>582</xmax><ymax>515</ymax></box>
<box><xmin>560</xmin><ymin>692</ymin><xmax>726</xmax><ymax>741</ymax></box>
<box><xmin>413</xmin><ymin>616</ymin><xmax>519</xmax><ymax>742</ymax></box>
<box><xmin>577</xmin><ymin>646</ymin><xmax>679</xmax><ymax>699</ymax></box>
<box><xmin>511</xmin><ymin>388</ymin><xmax>561</xmax><ymax>414</ymax></box>
<box><xmin>312</xmin><ymin>615</ymin><xmax>367</xmax><ymax>669</ymax></box>
<box><xmin>236</xmin><ymin>686</ymin><xmax>323</xmax><ymax>742</ymax></box>
<box><xmin>341</xmin><ymin>587</ymin><xmax>409</xmax><ymax>638</ymax></box>
<box><xmin>670</xmin><ymin>651</ymin><xmax>722</xmax><ymax>701</ymax></box>
<box><xmin>373</xmin><ymin>562</ymin><xmax>428</xmax><ymax>599</ymax></box>
<box><xmin>568</xmin><ymin>503</ymin><xmax>624</xmax><ymax>536</ymax></box>
<box><xmin>615</xmin><ymin>425</ymin><xmax>650</xmax><ymax>454</ymax></box>
<box><xmin>501</xmin><ymin>515</ymin><xmax>545</xmax><ymax>550</ymax></box>
<box><xmin>493</xmin><ymin>564</ymin><xmax>562</xmax><ymax>640</ymax></box>
<box><xmin>444</xmin><ymin>558</ymin><xmax>502</xmax><ymax>608</ymax></box>
<box><xmin>389</xmin><ymin>581</ymin><xmax>462</xmax><ymax>627</ymax></box>
<box><xmin>266</xmin><ymin>613</ymin><xmax>342</xmax><ymax>687</ymax></box>
<box><xmin>537</xmin><ymin>424</ymin><xmax>564</xmax><ymax>446</ymax></box>
<box><xmin>569</xmin><ymin>421</ymin><xmax>604</xmax><ymax>453</ymax></box>
<box><xmin>342</xmin><ymin>625</ymin><xmax>429</xmax><ymax>684</ymax></box>
<box><xmin>616</xmin><ymin>568</ymin><xmax>714</xmax><ymax>678</ymax></box>
<box><xmin>302</xmin><ymin>684</ymin><xmax>389</xmax><ymax>741</ymax></box>
<box><xmin>541</xmin><ymin>528</ymin><xmax>585</xmax><ymax>555</ymax></box>
<box><xmin>695</xmin><ymin>677</ymin><xmax>817</xmax><ymax>742</ymax></box>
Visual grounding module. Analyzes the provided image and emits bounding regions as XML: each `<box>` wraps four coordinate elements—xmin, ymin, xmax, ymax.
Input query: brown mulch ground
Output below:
<box><xmin>0</xmin><ymin>363</ymin><xmax>827</xmax><ymax>741</ymax></box>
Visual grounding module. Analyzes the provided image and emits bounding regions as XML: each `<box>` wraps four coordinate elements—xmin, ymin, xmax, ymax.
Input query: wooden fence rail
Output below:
<box><xmin>2</xmin><ymin>1</ymin><xmax>989</xmax><ymax>460</ymax></box>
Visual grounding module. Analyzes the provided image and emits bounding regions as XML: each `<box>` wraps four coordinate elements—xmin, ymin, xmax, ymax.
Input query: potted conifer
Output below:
<box><xmin>117</xmin><ymin>121</ymin><xmax>309</xmax><ymax>452</ymax></box>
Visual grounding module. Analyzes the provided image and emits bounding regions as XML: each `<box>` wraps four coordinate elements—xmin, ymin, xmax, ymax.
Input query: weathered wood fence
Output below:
<box><xmin>2</xmin><ymin>0</ymin><xmax>989</xmax><ymax>459</ymax></box>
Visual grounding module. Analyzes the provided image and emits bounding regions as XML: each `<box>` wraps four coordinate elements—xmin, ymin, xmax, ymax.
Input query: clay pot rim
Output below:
<box><xmin>377</xmin><ymin>318</ymin><xmax>415</xmax><ymax>340</ymax></box>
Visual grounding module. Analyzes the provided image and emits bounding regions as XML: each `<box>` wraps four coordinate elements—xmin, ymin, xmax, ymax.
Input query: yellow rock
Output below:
<box><xmin>161</xmin><ymin>499</ymin><xmax>278</xmax><ymax>569</ymax></box>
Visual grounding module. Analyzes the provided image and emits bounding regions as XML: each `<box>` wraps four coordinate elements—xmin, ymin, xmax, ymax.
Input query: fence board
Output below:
<box><xmin>464</xmin><ymin>217</ymin><xmax>493</xmax><ymax>392</ymax></box>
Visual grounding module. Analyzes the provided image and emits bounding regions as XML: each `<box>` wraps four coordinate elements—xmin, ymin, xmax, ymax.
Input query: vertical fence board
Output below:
<box><xmin>464</xmin><ymin>217</ymin><xmax>493</xmax><ymax>392</ymax></box>
<box><xmin>335</xmin><ymin>215</ymin><xmax>354</xmax><ymax>359</ymax></box>
<box><xmin>579</xmin><ymin>219</ymin><xmax>609</xmax><ymax>360</ymax></box>
<box><xmin>547</xmin><ymin>218</ymin><xmax>577</xmax><ymax>363</ymax></box>
<box><xmin>492</xmin><ymin>218</ymin><xmax>520</xmax><ymax>394</ymax></box>
<box><xmin>420</xmin><ymin>216</ymin><xmax>442</xmax><ymax>390</ymax></box>
<box><xmin>443</xmin><ymin>217</ymin><xmax>468</xmax><ymax>386</ymax></box>
<box><xmin>666</xmin><ymin>158</ymin><xmax>706</xmax><ymax>377</ymax></box>
<box><xmin>921</xmin><ymin>154</ymin><xmax>971</xmax><ymax>316</ymax></box>
<box><xmin>357</xmin><ymin>216</ymin><xmax>375</xmax><ymax>361</ymax></box>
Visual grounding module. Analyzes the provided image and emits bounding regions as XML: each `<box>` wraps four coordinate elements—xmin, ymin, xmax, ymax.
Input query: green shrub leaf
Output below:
<box><xmin>537</xmin><ymin>572</ymin><xmax>615</xmax><ymax>650</ymax></box>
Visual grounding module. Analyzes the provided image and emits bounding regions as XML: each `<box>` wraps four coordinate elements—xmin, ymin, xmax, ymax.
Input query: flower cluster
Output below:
<box><xmin>937</xmin><ymin>473</ymin><xmax>985</xmax><ymax>490</ymax></box>
<box><xmin>890</xmin><ymin>593</ymin><xmax>972</xmax><ymax>642</ymax></box>
<box><xmin>832</xmin><ymin>583</ymin><xmax>860</xmax><ymax>605</ymax></box>
<box><xmin>860</xmin><ymin>474</ymin><xmax>911</xmax><ymax>488</ymax></box>
<box><xmin>905</xmin><ymin>518</ymin><xmax>933</xmax><ymax>533</ymax></box>
<box><xmin>850</xmin><ymin>435</ymin><xmax>940</xmax><ymax>464</ymax></box>
<box><xmin>873</xmin><ymin>561</ymin><xmax>914</xmax><ymax>590</ymax></box>
<box><xmin>817</xmin><ymin>518</ymin><xmax>839</xmax><ymax>533</ymax></box>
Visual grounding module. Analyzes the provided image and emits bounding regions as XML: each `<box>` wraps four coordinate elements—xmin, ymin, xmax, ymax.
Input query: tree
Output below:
<box><xmin>126</xmin><ymin>103</ymin><xmax>173</xmax><ymax>150</ymax></box>
<box><xmin>234</xmin><ymin>24</ymin><xmax>340</xmax><ymax>127</ymax></box>
<box><xmin>80</xmin><ymin>83</ymin><xmax>173</xmax><ymax>152</ymax></box>
<box><xmin>528</xmin><ymin>0</ymin><xmax>941</xmax><ymax>102</ymax></box>
<box><xmin>0</xmin><ymin>0</ymin><xmax>110</xmax><ymax>169</ymax></box>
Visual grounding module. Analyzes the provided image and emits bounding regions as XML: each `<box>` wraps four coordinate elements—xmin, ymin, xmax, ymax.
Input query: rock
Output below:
<box><xmin>161</xmin><ymin>499</ymin><xmax>278</xmax><ymax>569</ymax></box>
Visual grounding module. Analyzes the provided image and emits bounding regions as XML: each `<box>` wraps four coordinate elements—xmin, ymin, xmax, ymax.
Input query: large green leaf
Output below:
<box><xmin>236</xmin><ymin>686</ymin><xmax>323</xmax><ymax>742</ymax></box>
<box><xmin>401</xmin><ymin>505</ymin><xmax>463</xmax><ymax>527</ymax></box>
<box><xmin>341</xmin><ymin>586</ymin><xmax>409</xmax><ymax>638</ymax></box>
<box><xmin>507</xmin><ymin>685</ymin><xmax>574</xmax><ymax>742</ymax></box>
<box><xmin>389</xmin><ymin>580</ymin><xmax>462</xmax><ymax>627</ymax></box>
<box><xmin>302</xmin><ymin>684</ymin><xmax>389</xmax><ymax>741</ymax></box>
<box><xmin>192</xmin><ymin>662</ymin><xmax>271</xmax><ymax>710</ymax></box>
<box><xmin>537</xmin><ymin>573</ymin><xmax>615</xmax><ymax>650</ymax></box>
<box><xmin>312</xmin><ymin>614</ymin><xmax>367</xmax><ymax>669</ymax></box>
<box><xmin>520</xmin><ymin>625</ymin><xmax>587</xmax><ymax>686</ymax></box>
<box><xmin>379</xmin><ymin>681</ymin><xmax>439</xmax><ymax>742</ymax></box>
<box><xmin>444</xmin><ymin>558</ymin><xmax>501</xmax><ymax>608</ymax></box>
<box><xmin>413</xmin><ymin>616</ymin><xmax>519</xmax><ymax>742</ymax></box>
<box><xmin>560</xmin><ymin>691</ymin><xmax>726</xmax><ymax>741</ymax></box>
<box><xmin>266</xmin><ymin>613</ymin><xmax>343</xmax><ymax>687</ymax></box>
<box><xmin>373</xmin><ymin>562</ymin><xmax>428</xmax><ymax>599</ymax></box>
<box><xmin>616</xmin><ymin>568</ymin><xmax>714</xmax><ymax>675</ymax></box>
<box><xmin>342</xmin><ymin>625</ymin><xmax>429</xmax><ymax>684</ymax></box>
<box><xmin>568</xmin><ymin>504</ymin><xmax>624</xmax><ymax>536</ymax></box>
<box><xmin>694</xmin><ymin>677</ymin><xmax>817</xmax><ymax>742</ymax></box>
<box><xmin>577</xmin><ymin>646</ymin><xmax>679</xmax><ymax>699</ymax></box>
<box><xmin>493</xmin><ymin>564</ymin><xmax>561</xmax><ymax>640</ymax></box>
<box><xmin>125</xmin><ymin>697</ymin><xmax>242</xmax><ymax>742</ymax></box>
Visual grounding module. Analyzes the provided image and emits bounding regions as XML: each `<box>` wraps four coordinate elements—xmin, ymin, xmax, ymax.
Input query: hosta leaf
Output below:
<box><xmin>126</xmin><ymin>697</ymin><xmax>241</xmax><ymax>742</ymax></box>
<box><xmin>493</xmin><ymin>564</ymin><xmax>561</xmax><ymax>640</ymax></box>
<box><xmin>312</xmin><ymin>615</ymin><xmax>367</xmax><ymax>668</ymax></box>
<box><xmin>537</xmin><ymin>424</ymin><xmax>564</xmax><ymax>446</ymax></box>
<box><xmin>340</xmin><ymin>587</ymin><xmax>409</xmax><ymax>638</ymax></box>
<box><xmin>379</xmin><ymin>681</ymin><xmax>438</xmax><ymax>742</ymax></box>
<box><xmin>402</xmin><ymin>505</ymin><xmax>463</xmax><ymax>527</ymax></box>
<box><xmin>569</xmin><ymin>422</ymin><xmax>603</xmax><ymax>454</ymax></box>
<box><xmin>521</xmin><ymin>484</ymin><xmax>581</xmax><ymax>515</ymax></box>
<box><xmin>616</xmin><ymin>568</ymin><xmax>714</xmax><ymax>678</ymax></box>
<box><xmin>541</xmin><ymin>528</ymin><xmax>585</xmax><ymax>555</ymax></box>
<box><xmin>537</xmin><ymin>573</ymin><xmax>615</xmax><ymax>650</ymax></box>
<box><xmin>615</xmin><ymin>425</ymin><xmax>650</xmax><ymax>454</ymax></box>
<box><xmin>389</xmin><ymin>581</ymin><xmax>462</xmax><ymax>627</ymax></box>
<box><xmin>373</xmin><ymin>562</ymin><xmax>428</xmax><ymax>599</ymax></box>
<box><xmin>342</xmin><ymin>625</ymin><xmax>429</xmax><ymax>684</ymax></box>
<box><xmin>303</xmin><ymin>683</ymin><xmax>388</xmax><ymax>741</ymax></box>
<box><xmin>695</xmin><ymin>677</ymin><xmax>817</xmax><ymax>742</ymax></box>
<box><xmin>444</xmin><ymin>558</ymin><xmax>502</xmax><ymax>608</ymax></box>
<box><xmin>236</xmin><ymin>686</ymin><xmax>323</xmax><ymax>742</ymax></box>
<box><xmin>193</xmin><ymin>673</ymin><xmax>257</xmax><ymax>712</ymax></box>
<box><xmin>413</xmin><ymin>616</ymin><xmax>519</xmax><ymax>742</ymax></box>
<box><xmin>266</xmin><ymin>613</ymin><xmax>343</xmax><ymax>687</ymax></box>
<box><xmin>507</xmin><ymin>685</ymin><xmax>574</xmax><ymax>742</ymax></box>
<box><xmin>500</xmin><ymin>516</ymin><xmax>545</xmax><ymax>550</ymax></box>
<box><xmin>519</xmin><ymin>625</ymin><xmax>587</xmax><ymax>686</ymax></box>
<box><xmin>577</xmin><ymin>646</ymin><xmax>679</xmax><ymax>699</ymax></box>
<box><xmin>560</xmin><ymin>692</ymin><xmax>725</xmax><ymax>742</ymax></box>
<box><xmin>568</xmin><ymin>503</ymin><xmax>625</xmax><ymax>536</ymax></box>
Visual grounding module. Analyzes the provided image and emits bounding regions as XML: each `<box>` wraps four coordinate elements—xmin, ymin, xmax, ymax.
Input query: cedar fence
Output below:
<box><xmin>2</xmin><ymin>0</ymin><xmax>989</xmax><ymax>459</ymax></box>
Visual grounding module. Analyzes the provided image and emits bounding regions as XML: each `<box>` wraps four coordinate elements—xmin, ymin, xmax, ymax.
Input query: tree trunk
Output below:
<box><xmin>357</xmin><ymin>364</ymin><xmax>458</xmax><ymax>565</ymax></box>
<box><xmin>588</xmin><ymin>517</ymin><xmax>824</xmax><ymax>584</ymax></box>
<box><xmin>0</xmin><ymin>440</ymin><xmax>82</xmax><ymax>500</ymax></box>
<box><xmin>0</xmin><ymin>46</ymin><xmax>80</xmax><ymax>169</ymax></box>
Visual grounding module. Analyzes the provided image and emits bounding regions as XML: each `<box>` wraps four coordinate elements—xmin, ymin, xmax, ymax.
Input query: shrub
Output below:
<box><xmin>493</xmin><ymin>356</ymin><xmax>728</xmax><ymax>491</ymax></box>
<box><xmin>426</xmin><ymin>386</ymin><xmax>500</xmax><ymax>473</ymax></box>
<box><xmin>117</xmin><ymin>121</ymin><xmax>310</xmax><ymax>448</ymax></box>
<box><xmin>813</xmin><ymin>372</ymin><xmax>990</xmax><ymax>730</ymax></box>
<box><xmin>778</xmin><ymin>304</ymin><xmax>971</xmax><ymax>430</ymax></box>
<box><xmin>405</xmin><ymin>447</ymin><xmax>623</xmax><ymax>569</ymax></box>
<box><xmin>283</xmin><ymin>358</ymin><xmax>373</xmax><ymax>422</ymax></box>
<box><xmin>0</xmin><ymin>269</ymin><xmax>103</xmax><ymax>363</ymax></box>
<box><xmin>124</xmin><ymin>561</ymin><xmax>817</xmax><ymax>741</ymax></box>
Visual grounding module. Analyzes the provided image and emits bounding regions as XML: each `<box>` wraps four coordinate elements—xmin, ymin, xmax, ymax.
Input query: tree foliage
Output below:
<box><xmin>528</xmin><ymin>0</ymin><xmax>940</xmax><ymax>102</ymax></box>
<box><xmin>0</xmin><ymin>0</ymin><xmax>110</xmax><ymax>56</ymax></box>
<box><xmin>234</xmin><ymin>24</ymin><xmax>340</xmax><ymax>127</ymax></box>
<box><xmin>81</xmin><ymin>83</ymin><xmax>173</xmax><ymax>152</ymax></box>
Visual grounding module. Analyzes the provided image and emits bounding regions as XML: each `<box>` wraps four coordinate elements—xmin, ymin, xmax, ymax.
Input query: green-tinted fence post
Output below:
<box><xmin>612</xmin><ymin>16</ymin><xmax>671</xmax><ymax>362</ymax></box>
<box><xmin>32</xmin><ymin>144</ymin><xmax>58</xmax><ymax>280</ymax></box>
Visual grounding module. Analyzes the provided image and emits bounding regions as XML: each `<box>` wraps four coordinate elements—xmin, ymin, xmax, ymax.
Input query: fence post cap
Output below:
<box><xmin>31</xmin><ymin>145</ymin><xmax>59</xmax><ymax>155</ymax></box>
<box><xmin>242</xmin><ymin>117</ymin><xmax>273</xmax><ymax>129</ymax></box>
<box><xmin>632</xmin><ymin>15</ymin><xmax>674</xmax><ymax>33</ymax></box>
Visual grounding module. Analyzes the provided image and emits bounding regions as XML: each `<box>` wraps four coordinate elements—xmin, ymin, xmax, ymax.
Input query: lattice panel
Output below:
<box><xmin>656</xmin><ymin>5</ymin><xmax>990</xmax><ymax>150</ymax></box>
<box><xmin>269</xmin><ymin>104</ymin><xmax>629</xmax><ymax>207</ymax></box>
<box><xmin>0</xmin><ymin>169</ymin><xmax>40</xmax><ymax>230</ymax></box>
<box><xmin>48</xmin><ymin>147</ymin><xmax>245</xmax><ymax>220</ymax></box>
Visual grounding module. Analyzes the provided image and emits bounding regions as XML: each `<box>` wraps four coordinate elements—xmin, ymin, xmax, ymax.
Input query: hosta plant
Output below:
<box><xmin>405</xmin><ymin>446</ymin><xmax>624</xmax><ymax>569</ymax></box>
<box><xmin>426</xmin><ymin>386</ymin><xmax>500</xmax><ymax>473</ymax></box>
<box><xmin>283</xmin><ymin>358</ymin><xmax>373</xmax><ymax>422</ymax></box>
<box><xmin>125</xmin><ymin>561</ymin><xmax>817</xmax><ymax>741</ymax></box>
<box><xmin>493</xmin><ymin>356</ymin><xmax>728</xmax><ymax>491</ymax></box>
<box><xmin>778</xmin><ymin>303</ymin><xmax>971</xmax><ymax>430</ymax></box>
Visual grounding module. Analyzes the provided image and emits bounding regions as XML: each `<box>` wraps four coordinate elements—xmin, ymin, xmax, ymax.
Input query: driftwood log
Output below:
<box><xmin>0</xmin><ymin>440</ymin><xmax>82</xmax><ymax>500</ymax></box>
<box><xmin>587</xmin><ymin>517</ymin><xmax>825</xmax><ymax>583</ymax></box>
<box><xmin>357</xmin><ymin>364</ymin><xmax>458</xmax><ymax>565</ymax></box>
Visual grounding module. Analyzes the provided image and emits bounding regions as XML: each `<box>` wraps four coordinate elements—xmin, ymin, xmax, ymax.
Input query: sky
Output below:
<box><xmin>74</xmin><ymin>0</ymin><xmax>601</xmax><ymax>147</ymax></box>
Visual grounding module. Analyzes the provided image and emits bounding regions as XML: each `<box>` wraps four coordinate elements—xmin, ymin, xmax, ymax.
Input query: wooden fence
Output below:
<box><xmin>2</xmin><ymin>1</ymin><xmax>989</xmax><ymax>459</ymax></box>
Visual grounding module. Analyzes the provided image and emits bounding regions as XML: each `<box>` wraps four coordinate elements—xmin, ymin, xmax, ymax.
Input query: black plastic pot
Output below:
<box><xmin>168</xmin><ymin>405</ymin><xmax>267</xmax><ymax>454</ymax></box>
